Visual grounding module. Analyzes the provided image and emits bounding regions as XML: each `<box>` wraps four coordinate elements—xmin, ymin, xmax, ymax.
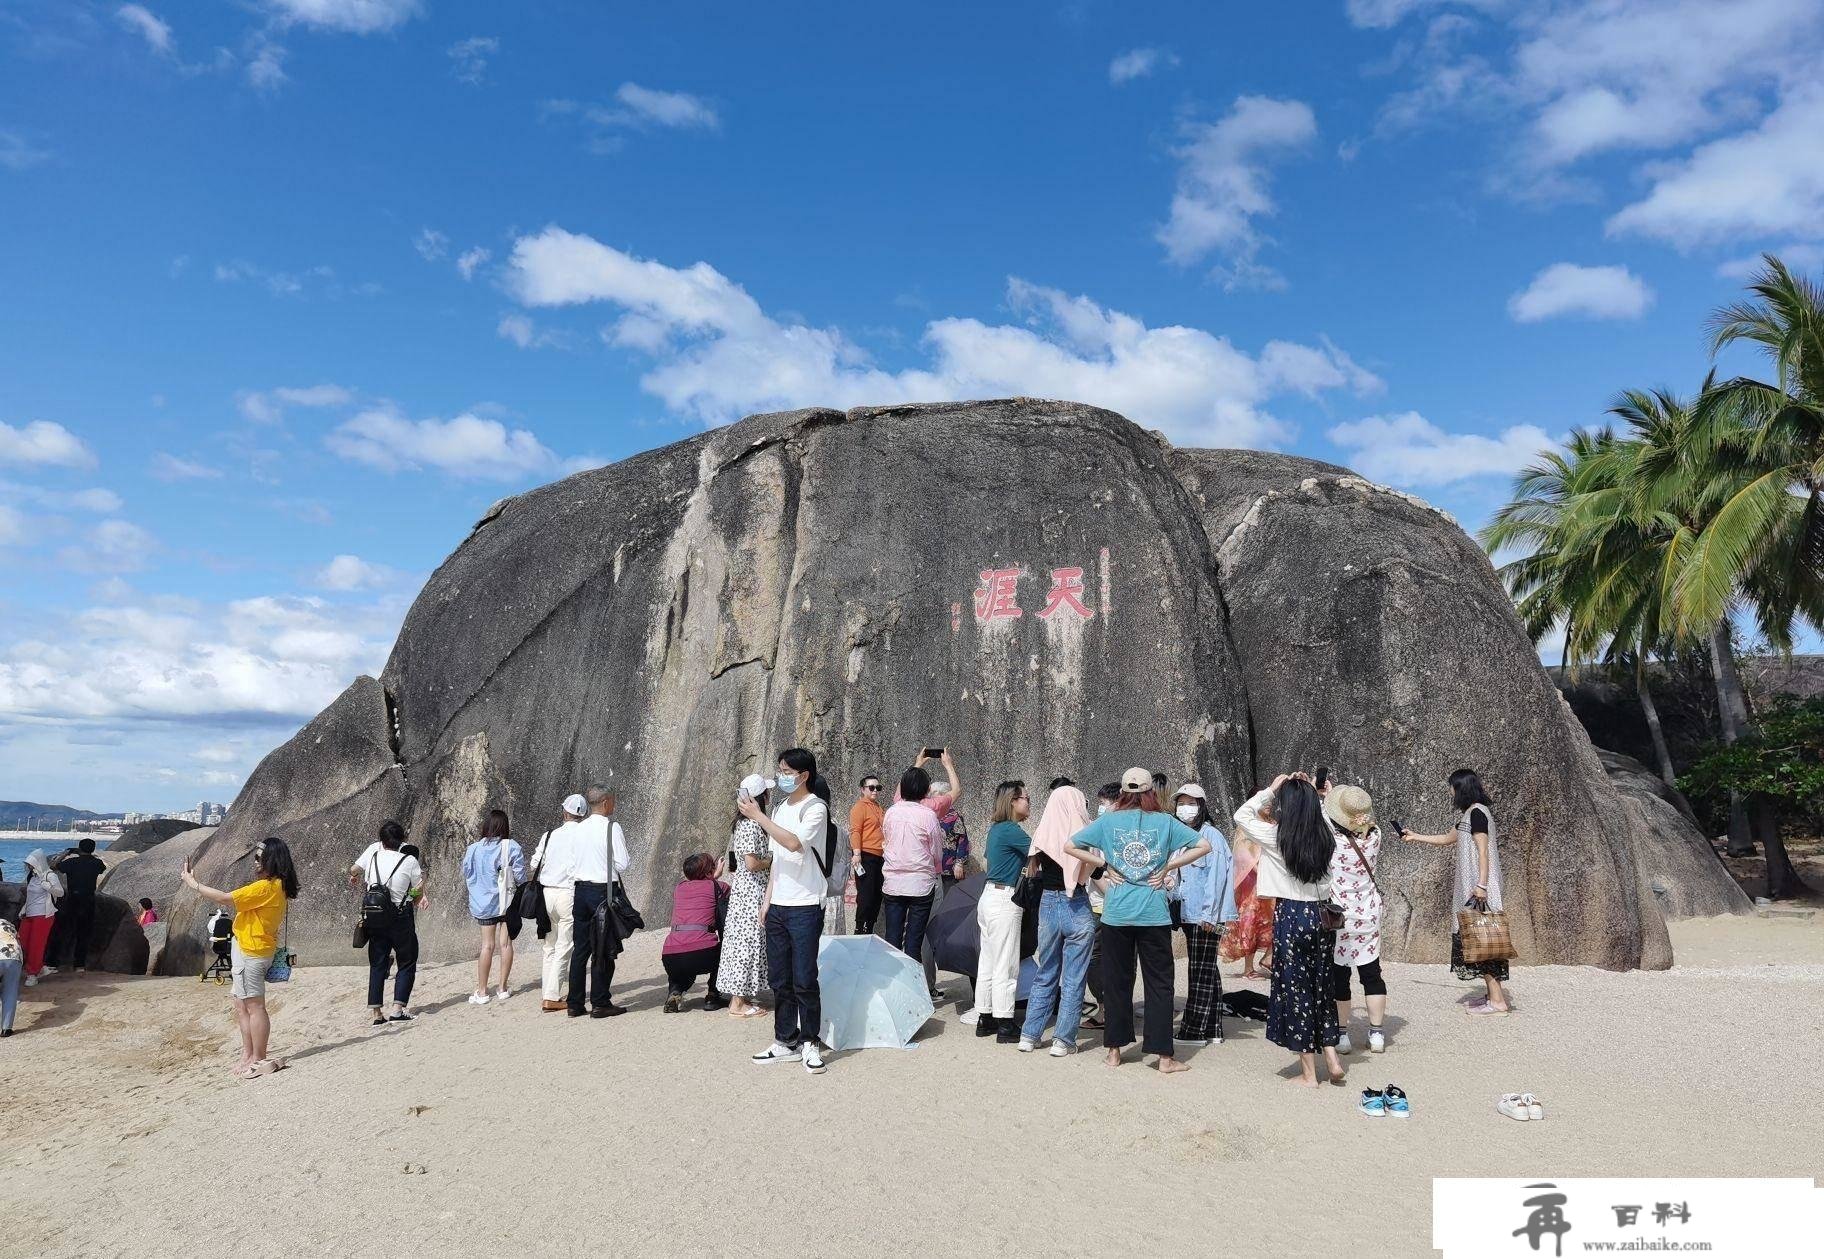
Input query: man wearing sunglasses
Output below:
<box><xmin>849</xmin><ymin>774</ymin><xmax>887</xmax><ymax>936</ymax></box>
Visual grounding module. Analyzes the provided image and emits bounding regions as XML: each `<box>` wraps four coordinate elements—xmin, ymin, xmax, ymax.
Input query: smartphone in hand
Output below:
<box><xmin>1390</xmin><ymin>817</ymin><xmax>1406</xmax><ymax>836</ymax></box>
<box><xmin>922</xmin><ymin>746</ymin><xmax>945</xmax><ymax>759</ymax></box>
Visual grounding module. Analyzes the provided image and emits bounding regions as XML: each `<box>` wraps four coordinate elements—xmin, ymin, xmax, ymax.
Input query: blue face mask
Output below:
<box><xmin>775</xmin><ymin>772</ymin><xmax>798</xmax><ymax>794</ymax></box>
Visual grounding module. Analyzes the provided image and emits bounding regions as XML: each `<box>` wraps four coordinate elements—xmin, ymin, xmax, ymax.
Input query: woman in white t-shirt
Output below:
<box><xmin>737</xmin><ymin>747</ymin><xmax>833</xmax><ymax>1075</ymax></box>
<box><xmin>348</xmin><ymin>820</ymin><xmax>426</xmax><ymax>1026</ymax></box>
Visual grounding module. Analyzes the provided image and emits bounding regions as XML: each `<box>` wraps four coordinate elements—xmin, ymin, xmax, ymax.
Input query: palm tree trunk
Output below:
<box><xmin>1634</xmin><ymin>654</ymin><xmax>1678</xmax><ymax>789</ymax></box>
<box><xmin>1750</xmin><ymin>795</ymin><xmax>1811</xmax><ymax>900</ymax></box>
<box><xmin>1707</xmin><ymin>619</ymin><xmax>1757</xmax><ymax>856</ymax></box>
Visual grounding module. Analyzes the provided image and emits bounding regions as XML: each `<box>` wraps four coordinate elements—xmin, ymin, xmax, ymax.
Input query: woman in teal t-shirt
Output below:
<box><xmin>966</xmin><ymin>780</ymin><xmax>1033</xmax><ymax>1041</ymax></box>
<box><xmin>1064</xmin><ymin>768</ymin><xmax>1212</xmax><ymax>1073</ymax></box>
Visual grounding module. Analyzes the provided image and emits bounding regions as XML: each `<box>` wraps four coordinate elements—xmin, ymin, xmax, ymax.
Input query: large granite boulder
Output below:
<box><xmin>0</xmin><ymin>885</ymin><xmax>149</xmax><ymax>974</ymax></box>
<box><xmin>109</xmin><ymin>817</ymin><xmax>203</xmax><ymax>855</ymax></box>
<box><xmin>163</xmin><ymin>401</ymin><xmax>1746</xmax><ymax>973</ymax></box>
<box><xmin>101</xmin><ymin>827</ymin><xmax>213</xmax><ymax>920</ymax></box>
<box><xmin>1595</xmin><ymin>749</ymin><xmax>1751</xmax><ymax>920</ymax></box>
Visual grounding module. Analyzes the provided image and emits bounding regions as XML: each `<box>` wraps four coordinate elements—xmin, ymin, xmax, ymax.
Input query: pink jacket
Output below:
<box><xmin>662</xmin><ymin>878</ymin><xmax>727</xmax><ymax>955</ymax></box>
<box><xmin>881</xmin><ymin>800</ymin><xmax>944</xmax><ymax>897</ymax></box>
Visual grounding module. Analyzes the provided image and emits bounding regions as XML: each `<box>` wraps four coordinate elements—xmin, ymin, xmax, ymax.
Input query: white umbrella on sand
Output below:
<box><xmin>816</xmin><ymin>934</ymin><xmax>933</xmax><ymax>1050</ymax></box>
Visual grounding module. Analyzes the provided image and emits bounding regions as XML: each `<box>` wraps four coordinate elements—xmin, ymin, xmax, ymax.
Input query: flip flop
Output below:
<box><xmin>250</xmin><ymin>1058</ymin><xmax>287</xmax><ymax>1076</ymax></box>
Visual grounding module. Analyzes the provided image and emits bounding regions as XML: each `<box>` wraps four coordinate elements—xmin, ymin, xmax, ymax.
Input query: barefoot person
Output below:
<box><xmin>1234</xmin><ymin>773</ymin><xmax>1347</xmax><ymax>1088</ymax></box>
<box><xmin>182</xmin><ymin>838</ymin><xmax>300</xmax><ymax>1078</ymax></box>
<box><xmin>462</xmin><ymin>809</ymin><xmax>525</xmax><ymax>1005</ymax></box>
<box><xmin>1063</xmin><ymin>767</ymin><xmax>1211</xmax><ymax>1074</ymax></box>
<box><xmin>1395</xmin><ymin>768</ymin><xmax>1512</xmax><ymax>1015</ymax></box>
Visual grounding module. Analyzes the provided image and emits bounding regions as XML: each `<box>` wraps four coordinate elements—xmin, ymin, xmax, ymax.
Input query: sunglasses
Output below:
<box><xmin>862</xmin><ymin>783</ymin><xmax>881</xmax><ymax>791</ymax></box>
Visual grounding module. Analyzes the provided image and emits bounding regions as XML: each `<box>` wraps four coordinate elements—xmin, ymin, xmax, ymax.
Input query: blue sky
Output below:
<box><xmin>3</xmin><ymin>0</ymin><xmax>1822</xmax><ymax>811</ymax></box>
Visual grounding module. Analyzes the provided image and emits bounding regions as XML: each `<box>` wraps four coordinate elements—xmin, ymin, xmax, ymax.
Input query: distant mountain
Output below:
<box><xmin>0</xmin><ymin>801</ymin><xmax>123</xmax><ymax>828</ymax></box>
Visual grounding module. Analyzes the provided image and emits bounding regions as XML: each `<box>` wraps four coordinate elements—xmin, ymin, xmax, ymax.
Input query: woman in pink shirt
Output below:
<box><xmin>880</xmin><ymin>765</ymin><xmax>947</xmax><ymax>971</ymax></box>
<box><xmin>661</xmin><ymin>853</ymin><xmax>731</xmax><ymax>1013</ymax></box>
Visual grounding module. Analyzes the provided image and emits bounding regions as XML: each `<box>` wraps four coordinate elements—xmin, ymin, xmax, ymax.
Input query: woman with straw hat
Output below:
<box><xmin>1324</xmin><ymin>784</ymin><xmax>1387</xmax><ymax>1055</ymax></box>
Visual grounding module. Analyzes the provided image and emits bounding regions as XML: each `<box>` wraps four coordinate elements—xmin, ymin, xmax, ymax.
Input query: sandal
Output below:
<box><xmin>1081</xmin><ymin>1014</ymin><xmax>1106</xmax><ymax>1030</ymax></box>
<box><xmin>370</xmin><ymin>1015</ymin><xmax>387</xmax><ymax>1026</ymax></box>
<box><xmin>250</xmin><ymin>1058</ymin><xmax>288</xmax><ymax>1076</ymax></box>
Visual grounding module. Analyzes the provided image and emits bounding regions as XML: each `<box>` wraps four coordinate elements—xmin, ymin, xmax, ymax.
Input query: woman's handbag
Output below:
<box><xmin>267</xmin><ymin>916</ymin><xmax>294</xmax><ymax>983</ymax></box>
<box><xmin>1010</xmin><ymin>863</ymin><xmax>1044</xmax><ymax>912</ymax></box>
<box><xmin>1317</xmin><ymin>900</ymin><xmax>1347</xmax><ymax>931</ymax></box>
<box><xmin>1456</xmin><ymin>901</ymin><xmax>1517</xmax><ymax>964</ymax></box>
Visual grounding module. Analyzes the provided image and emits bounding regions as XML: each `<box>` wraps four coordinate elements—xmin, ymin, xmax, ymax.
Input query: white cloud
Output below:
<box><xmin>262</xmin><ymin>0</ymin><xmax>421</xmax><ymax>34</ymax></box>
<box><xmin>1606</xmin><ymin>87</ymin><xmax>1824</xmax><ymax>247</ymax></box>
<box><xmin>150</xmin><ymin>453</ymin><xmax>224</xmax><ymax>481</ymax></box>
<box><xmin>116</xmin><ymin>4</ymin><xmax>172</xmax><ymax>55</ymax></box>
<box><xmin>0</xmin><ymin>130</ymin><xmax>51</xmax><ymax>172</ymax></box>
<box><xmin>1507</xmin><ymin>262</ymin><xmax>1654</xmax><ymax>322</ymax></box>
<box><xmin>60</xmin><ymin>520</ymin><xmax>158</xmax><ymax>573</ymax></box>
<box><xmin>456</xmin><ymin>246</ymin><xmax>490</xmax><ymax>280</ymax></box>
<box><xmin>1155</xmin><ymin>95</ymin><xmax>1317</xmax><ymax>290</ymax></box>
<box><xmin>0</xmin><ymin>481</ymin><xmax>122</xmax><ymax>513</ymax></box>
<box><xmin>0</xmin><ymin>419</ymin><xmax>95</xmax><ymax>468</ymax></box>
<box><xmin>311</xmin><ymin>554</ymin><xmax>394</xmax><ymax>591</ymax></box>
<box><xmin>611</xmin><ymin>83</ymin><xmax>719</xmax><ymax>130</ymax></box>
<box><xmin>245</xmin><ymin>36</ymin><xmax>287</xmax><ymax>92</ymax></box>
<box><xmin>1346</xmin><ymin>0</ymin><xmax>1499</xmax><ymax>29</ymax></box>
<box><xmin>496</xmin><ymin>312</ymin><xmax>562</xmax><ymax>349</ymax></box>
<box><xmin>447</xmin><ymin>35</ymin><xmax>497</xmax><ymax>84</ymax></box>
<box><xmin>0</xmin><ymin>505</ymin><xmax>25</xmax><ymax>547</ymax></box>
<box><xmin>0</xmin><ymin>592</ymin><xmax>400</xmax><ymax>724</ymax></box>
<box><xmin>505</xmin><ymin>226</ymin><xmax>1381</xmax><ymax>448</ymax></box>
<box><xmin>237</xmin><ymin>383</ymin><xmax>353</xmax><ymax>424</ymax></box>
<box><xmin>1109</xmin><ymin>47</ymin><xmax>1178</xmax><ymax>84</ymax></box>
<box><xmin>413</xmin><ymin>228</ymin><xmax>448</xmax><ymax>261</ymax></box>
<box><xmin>326</xmin><ymin>407</ymin><xmax>565</xmax><ymax>479</ymax></box>
<box><xmin>1328</xmin><ymin>412</ymin><xmax>1558</xmax><ymax>486</ymax></box>
<box><xmin>1718</xmin><ymin>243</ymin><xmax>1824</xmax><ymax>280</ymax></box>
<box><xmin>214</xmin><ymin>260</ymin><xmax>375</xmax><ymax>298</ymax></box>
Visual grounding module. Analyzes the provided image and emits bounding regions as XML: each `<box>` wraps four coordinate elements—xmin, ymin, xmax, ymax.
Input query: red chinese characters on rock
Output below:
<box><xmin>973</xmin><ymin>567</ymin><xmax>1024</xmax><ymax>622</ymax></box>
<box><xmin>969</xmin><ymin>565</ymin><xmax>1097</xmax><ymax>624</ymax></box>
<box><xmin>1037</xmin><ymin>566</ymin><xmax>1092</xmax><ymax>621</ymax></box>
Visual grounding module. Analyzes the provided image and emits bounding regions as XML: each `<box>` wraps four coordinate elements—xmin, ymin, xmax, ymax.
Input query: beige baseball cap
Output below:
<box><xmin>1120</xmin><ymin>766</ymin><xmax>1152</xmax><ymax>792</ymax></box>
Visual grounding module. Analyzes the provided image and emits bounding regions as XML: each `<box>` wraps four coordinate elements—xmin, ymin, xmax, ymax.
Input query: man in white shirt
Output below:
<box><xmin>568</xmin><ymin>785</ymin><xmax>631</xmax><ymax>1019</ymax></box>
<box><xmin>348</xmin><ymin>820</ymin><xmax>426</xmax><ymax>1023</ymax></box>
<box><xmin>534</xmin><ymin>794</ymin><xmax>588</xmax><ymax>1011</ymax></box>
<box><xmin>738</xmin><ymin>747</ymin><xmax>831</xmax><ymax>1074</ymax></box>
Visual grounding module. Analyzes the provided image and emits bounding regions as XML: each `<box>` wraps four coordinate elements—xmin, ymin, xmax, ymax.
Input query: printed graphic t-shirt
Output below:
<box><xmin>1070</xmin><ymin>810</ymin><xmax>1202</xmax><ymax>928</ymax></box>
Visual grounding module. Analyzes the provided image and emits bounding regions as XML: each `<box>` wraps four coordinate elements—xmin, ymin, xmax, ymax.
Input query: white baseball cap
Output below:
<box><xmin>1174</xmin><ymin>783</ymin><xmax>1207</xmax><ymax>801</ymax></box>
<box><xmin>739</xmin><ymin>773</ymin><xmax>769</xmax><ymax>799</ymax></box>
<box><xmin>561</xmin><ymin>793</ymin><xmax>588</xmax><ymax>817</ymax></box>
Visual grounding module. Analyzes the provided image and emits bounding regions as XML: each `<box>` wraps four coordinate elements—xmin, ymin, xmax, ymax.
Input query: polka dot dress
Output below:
<box><xmin>1266</xmin><ymin>899</ymin><xmax>1340</xmax><ymax>1053</ymax></box>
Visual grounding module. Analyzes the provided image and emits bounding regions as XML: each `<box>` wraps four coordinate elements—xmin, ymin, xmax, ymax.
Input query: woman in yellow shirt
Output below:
<box><xmin>183</xmin><ymin>838</ymin><xmax>300</xmax><ymax>1079</ymax></box>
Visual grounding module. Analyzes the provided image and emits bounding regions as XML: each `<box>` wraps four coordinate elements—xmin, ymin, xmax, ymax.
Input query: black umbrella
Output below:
<box><xmin>926</xmin><ymin>872</ymin><xmax>1040</xmax><ymax>983</ymax></box>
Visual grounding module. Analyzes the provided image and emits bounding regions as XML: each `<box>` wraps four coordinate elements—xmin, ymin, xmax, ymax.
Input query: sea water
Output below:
<box><xmin>0</xmin><ymin>833</ymin><xmax>112</xmax><ymax>879</ymax></box>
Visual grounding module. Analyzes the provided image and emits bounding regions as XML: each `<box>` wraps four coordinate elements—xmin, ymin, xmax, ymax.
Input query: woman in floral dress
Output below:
<box><xmin>715</xmin><ymin>774</ymin><xmax>771</xmax><ymax>1018</ymax></box>
<box><xmin>1324</xmin><ymin>785</ymin><xmax>1386</xmax><ymax>1055</ymax></box>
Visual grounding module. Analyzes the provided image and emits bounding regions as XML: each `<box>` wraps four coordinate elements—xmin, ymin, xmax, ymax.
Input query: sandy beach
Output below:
<box><xmin>2</xmin><ymin>913</ymin><xmax>1820</xmax><ymax>1258</ymax></box>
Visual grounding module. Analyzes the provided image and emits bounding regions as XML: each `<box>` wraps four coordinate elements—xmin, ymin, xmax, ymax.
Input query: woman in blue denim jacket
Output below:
<box><xmin>1168</xmin><ymin>784</ymin><xmax>1237</xmax><ymax>1047</ymax></box>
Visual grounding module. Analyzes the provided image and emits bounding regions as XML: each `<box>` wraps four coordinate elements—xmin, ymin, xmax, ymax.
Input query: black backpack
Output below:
<box><xmin>805</xmin><ymin>807</ymin><xmax>845</xmax><ymax>897</ymax></box>
<box><xmin>360</xmin><ymin>852</ymin><xmax>410</xmax><ymax>925</ymax></box>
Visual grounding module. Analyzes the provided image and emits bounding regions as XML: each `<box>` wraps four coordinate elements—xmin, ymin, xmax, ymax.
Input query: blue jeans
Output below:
<box><xmin>765</xmin><ymin>903</ymin><xmax>823</xmax><ymax>1048</ymax></box>
<box><xmin>0</xmin><ymin>957</ymin><xmax>21</xmax><ymax>1032</ymax></box>
<box><xmin>1020</xmin><ymin>889</ymin><xmax>1094</xmax><ymax>1046</ymax></box>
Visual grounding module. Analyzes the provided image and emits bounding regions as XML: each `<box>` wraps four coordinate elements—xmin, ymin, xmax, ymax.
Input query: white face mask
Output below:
<box><xmin>1097</xmin><ymin>802</ymin><xmax>1111</xmax><ymax>816</ymax></box>
<box><xmin>775</xmin><ymin>772</ymin><xmax>798</xmax><ymax>794</ymax></box>
<box><xmin>1176</xmin><ymin>804</ymin><xmax>1200</xmax><ymax>823</ymax></box>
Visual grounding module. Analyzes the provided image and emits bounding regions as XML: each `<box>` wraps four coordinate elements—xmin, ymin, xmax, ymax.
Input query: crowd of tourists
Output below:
<box><xmin>70</xmin><ymin>743</ymin><xmax>1513</xmax><ymax>1091</ymax></box>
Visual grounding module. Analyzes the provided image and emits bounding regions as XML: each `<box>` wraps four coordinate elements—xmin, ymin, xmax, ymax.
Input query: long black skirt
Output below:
<box><xmin>1265</xmin><ymin>900</ymin><xmax>1340</xmax><ymax>1052</ymax></box>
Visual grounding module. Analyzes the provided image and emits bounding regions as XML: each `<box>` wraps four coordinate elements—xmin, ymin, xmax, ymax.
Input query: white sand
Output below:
<box><xmin>2</xmin><ymin>914</ymin><xmax>1820</xmax><ymax>1258</ymax></box>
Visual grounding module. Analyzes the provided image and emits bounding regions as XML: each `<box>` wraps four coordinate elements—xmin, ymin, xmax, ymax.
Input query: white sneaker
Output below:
<box><xmin>42</xmin><ymin>967</ymin><xmax>57</xmax><ymax>976</ymax></box>
<box><xmin>1520</xmin><ymin>1092</ymin><xmax>1544</xmax><ymax>1120</ymax></box>
<box><xmin>1368</xmin><ymin>1028</ymin><xmax>1385</xmax><ymax>1054</ymax></box>
<box><xmin>1048</xmin><ymin>1041</ymin><xmax>1076</xmax><ymax>1057</ymax></box>
<box><xmin>1337</xmin><ymin>1033</ymin><xmax>1354</xmax><ymax>1055</ymax></box>
<box><xmin>467</xmin><ymin>992</ymin><xmax>490</xmax><ymax>1006</ymax></box>
<box><xmin>752</xmin><ymin>1043</ymin><xmax>797</xmax><ymax>1065</ymax></box>
<box><xmin>1017</xmin><ymin>1038</ymin><xmax>1036</xmax><ymax>1052</ymax></box>
<box><xmin>494</xmin><ymin>988</ymin><xmax>512</xmax><ymax>1001</ymax></box>
<box><xmin>801</xmin><ymin>1043</ymin><xmax>826</xmax><ymax>1074</ymax></box>
<box><xmin>23</xmin><ymin>975</ymin><xmax>38</xmax><ymax>988</ymax></box>
<box><xmin>1497</xmin><ymin>1094</ymin><xmax>1531</xmax><ymax>1122</ymax></box>
<box><xmin>959</xmin><ymin>1009</ymin><xmax>981</xmax><ymax>1026</ymax></box>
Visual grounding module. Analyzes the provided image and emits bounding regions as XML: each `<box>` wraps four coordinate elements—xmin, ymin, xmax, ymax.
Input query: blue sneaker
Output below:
<box><xmin>1358</xmin><ymin>1088</ymin><xmax>1386</xmax><ymax>1117</ymax></box>
<box><xmin>1384</xmin><ymin>1084</ymin><xmax>1411</xmax><ymax>1118</ymax></box>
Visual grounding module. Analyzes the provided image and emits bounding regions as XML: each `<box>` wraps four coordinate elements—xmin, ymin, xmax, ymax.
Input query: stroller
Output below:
<box><xmin>201</xmin><ymin>909</ymin><xmax>233</xmax><ymax>985</ymax></box>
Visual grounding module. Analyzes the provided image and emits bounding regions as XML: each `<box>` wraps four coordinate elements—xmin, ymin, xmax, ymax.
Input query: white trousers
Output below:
<box><xmin>972</xmin><ymin>884</ymin><xmax>1023</xmax><ymax>1018</ymax></box>
<box><xmin>541</xmin><ymin>886</ymin><xmax>575</xmax><ymax>1001</ymax></box>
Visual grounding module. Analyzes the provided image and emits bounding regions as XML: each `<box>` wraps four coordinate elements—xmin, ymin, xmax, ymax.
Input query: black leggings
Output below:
<box><xmin>1331</xmin><ymin>957</ymin><xmax>1385</xmax><ymax>1001</ymax></box>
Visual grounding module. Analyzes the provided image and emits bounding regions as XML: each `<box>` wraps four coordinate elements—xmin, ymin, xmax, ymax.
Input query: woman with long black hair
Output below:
<box><xmin>1396</xmin><ymin>767</ymin><xmax>1511</xmax><ymax>1014</ymax></box>
<box><xmin>182</xmin><ymin>837</ymin><xmax>300</xmax><ymax>1078</ymax></box>
<box><xmin>717</xmin><ymin>773</ymin><xmax>772</xmax><ymax>1018</ymax></box>
<box><xmin>1234</xmin><ymin>773</ymin><xmax>1346</xmax><ymax>1087</ymax></box>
